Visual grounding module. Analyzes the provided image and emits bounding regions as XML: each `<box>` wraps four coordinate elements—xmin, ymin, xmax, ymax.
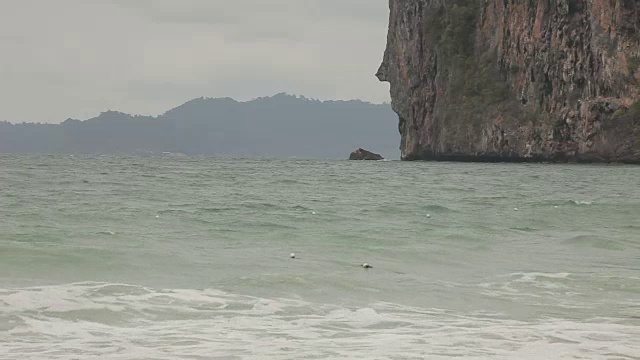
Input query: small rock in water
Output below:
<box><xmin>362</xmin><ymin>263</ymin><xmax>372</xmax><ymax>269</ymax></box>
<box><xmin>290</xmin><ymin>253</ymin><xmax>296</xmax><ymax>259</ymax></box>
<box><xmin>349</xmin><ymin>148</ymin><xmax>384</xmax><ymax>161</ymax></box>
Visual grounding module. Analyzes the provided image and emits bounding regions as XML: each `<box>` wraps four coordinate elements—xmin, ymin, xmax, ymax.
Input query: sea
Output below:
<box><xmin>0</xmin><ymin>154</ymin><xmax>638</xmax><ymax>359</ymax></box>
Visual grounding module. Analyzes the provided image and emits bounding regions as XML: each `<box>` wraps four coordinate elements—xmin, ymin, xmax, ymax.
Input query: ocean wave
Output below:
<box><xmin>531</xmin><ymin>199</ymin><xmax>596</xmax><ymax>208</ymax></box>
<box><xmin>194</xmin><ymin>207</ymin><xmax>236</xmax><ymax>214</ymax></box>
<box><xmin>568</xmin><ymin>200</ymin><xmax>594</xmax><ymax>206</ymax></box>
<box><xmin>290</xmin><ymin>205</ymin><xmax>312</xmax><ymax>212</ymax></box>
<box><xmin>1</xmin><ymin>282</ymin><xmax>638</xmax><ymax>359</ymax></box>
<box><xmin>240</xmin><ymin>202</ymin><xmax>281</xmax><ymax>210</ymax></box>
<box><xmin>509</xmin><ymin>227</ymin><xmax>539</xmax><ymax>232</ymax></box>
<box><xmin>157</xmin><ymin>209</ymin><xmax>193</xmax><ymax>215</ymax></box>
<box><xmin>563</xmin><ymin>235</ymin><xmax>626</xmax><ymax>251</ymax></box>
<box><xmin>420</xmin><ymin>204</ymin><xmax>456</xmax><ymax>213</ymax></box>
<box><xmin>479</xmin><ymin>272</ymin><xmax>573</xmax><ymax>290</ymax></box>
<box><xmin>477</xmin><ymin>272</ymin><xmax>577</xmax><ymax>305</ymax></box>
<box><xmin>269</xmin><ymin>179</ymin><xmax>312</xmax><ymax>186</ymax></box>
<box><xmin>508</xmin><ymin>272</ymin><xmax>572</xmax><ymax>281</ymax></box>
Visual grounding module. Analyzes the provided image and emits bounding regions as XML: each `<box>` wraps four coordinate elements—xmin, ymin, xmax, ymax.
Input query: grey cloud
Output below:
<box><xmin>116</xmin><ymin>0</ymin><xmax>385</xmax><ymax>25</ymax></box>
<box><xmin>0</xmin><ymin>0</ymin><xmax>390</xmax><ymax>123</ymax></box>
<box><xmin>114</xmin><ymin>0</ymin><xmax>387</xmax><ymax>43</ymax></box>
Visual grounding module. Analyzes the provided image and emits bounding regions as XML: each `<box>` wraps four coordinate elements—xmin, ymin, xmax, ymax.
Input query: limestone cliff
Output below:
<box><xmin>377</xmin><ymin>0</ymin><xmax>640</xmax><ymax>162</ymax></box>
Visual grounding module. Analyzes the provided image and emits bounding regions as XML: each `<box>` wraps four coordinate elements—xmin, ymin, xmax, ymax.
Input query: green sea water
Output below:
<box><xmin>1</xmin><ymin>155</ymin><xmax>639</xmax><ymax>359</ymax></box>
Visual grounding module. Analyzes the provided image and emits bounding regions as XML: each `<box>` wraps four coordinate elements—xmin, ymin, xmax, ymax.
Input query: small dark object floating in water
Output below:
<box><xmin>362</xmin><ymin>263</ymin><xmax>373</xmax><ymax>269</ymax></box>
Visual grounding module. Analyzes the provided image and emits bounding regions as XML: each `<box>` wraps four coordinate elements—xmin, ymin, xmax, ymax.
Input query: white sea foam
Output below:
<box><xmin>1</xmin><ymin>282</ymin><xmax>639</xmax><ymax>360</ymax></box>
<box><xmin>571</xmin><ymin>200</ymin><xmax>593</xmax><ymax>205</ymax></box>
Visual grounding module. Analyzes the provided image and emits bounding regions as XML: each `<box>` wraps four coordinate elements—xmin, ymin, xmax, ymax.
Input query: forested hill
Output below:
<box><xmin>0</xmin><ymin>93</ymin><xmax>399</xmax><ymax>159</ymax></box>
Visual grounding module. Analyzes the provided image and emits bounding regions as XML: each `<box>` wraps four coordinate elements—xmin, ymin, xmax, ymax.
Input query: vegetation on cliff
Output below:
<box><xmin>427</xmin><ymin>2</ymin><xmax>515</xmax><ymax>128</ymax></box>
<box><xmin>434</xmin><ymin>3</ymin><xmax>506</xmax><ymax>97</ymax></box>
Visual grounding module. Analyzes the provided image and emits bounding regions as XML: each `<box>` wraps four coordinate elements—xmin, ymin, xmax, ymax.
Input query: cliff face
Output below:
<box><xmin>377</xmin><ymin>0</ymin><xmax>640</xmax><ymax>162</ymax></box>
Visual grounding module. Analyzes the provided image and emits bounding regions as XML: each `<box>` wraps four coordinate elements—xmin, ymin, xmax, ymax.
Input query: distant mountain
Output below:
<box><xmin>0</xmin><ymin>93</ymin><xmax>399</xmax><ymax>159</ymax></box>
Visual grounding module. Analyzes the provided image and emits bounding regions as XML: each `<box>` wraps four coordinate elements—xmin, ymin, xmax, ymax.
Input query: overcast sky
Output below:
<box><xmin>0</xmin><ymin>0</ymin><xmax>391</xmax><ymax>123</ymax></box>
